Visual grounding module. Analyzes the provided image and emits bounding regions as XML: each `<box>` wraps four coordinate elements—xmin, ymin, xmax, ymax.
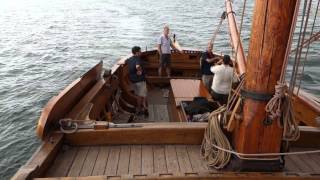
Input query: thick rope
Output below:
<box><xmin>201</xmin><ymin>106</ymin><xmax>231</xmax><ymax>169</ymax></box>
<box><xmin>265</xmin><ymin>82</ymin><xmax>286</xmax><ymax>120</ymax></box>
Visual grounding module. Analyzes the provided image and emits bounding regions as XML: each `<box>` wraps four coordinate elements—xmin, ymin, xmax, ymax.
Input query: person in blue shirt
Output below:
<box><xmin>200</xmin><ymin>43</ymin><xmax>219</xmax><ymax>90</ymax></box>
<box><xmin>127</xmin><ymin>46</ymin><xmax>148</xmax><ymax>116</ymax></box>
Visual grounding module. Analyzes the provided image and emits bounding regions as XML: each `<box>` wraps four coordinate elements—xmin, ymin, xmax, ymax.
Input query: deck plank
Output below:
<box><xmin>291</xmin><ymin>154</ymin><xmax>313</xmax><ymax>173</ymax></box>
<box><xmin>92</xmin><ymin>146</ymin><xmax>110</xmax><ymax>176</ymax></box>
<box><xmin>154</xmin><ymin>104</ymin><xmax>169</xmax><ymax>122</ymax></box>
<box><xmin>300</xmin><ymin>153</ymin><xmax>320</xmax><ymax>172</ymax></box>
<box><xmin>80</xmin><ymin>146</ymin><xmax>99</xmax><ymax>176</ymax></box>
<box><xmin>129</xmin><ymin>145</ymin><xmax>142</xmax><ymax>175</ymax></box>
<box><xmin>159</xmin><ymin>104</ymin><xmax>169</xmax><ymax>122</ymax></box>
<box><xmin>187</xmin><ymin>145</ymin><xmax>209</xmax><ymax>172</ymax></box>
<box><xmin>148</xmin><ymin>104</ymin><xmax>155</xmax><ymax>121</ymax></box>
<box><xmin>67</xmin><ymin>146</ymin><xmax>89</xmax><ymax>177</ymax></box>
<box><xmin>164</xmin><ymin>145</ymin><xmax>180</xmax><ymax>173</ymax></box>
<box><xmin>306</xmin><ymin>153</ymin><xmax>320</xmax><ymax>172</ymax></box>
<box><xmin>105</xmin><ymin>146</ymin><xmax>120</xmax><ymax>176</ymax></box>
<box><xmin>46</xmin><ymin>146</ymin><xmax>77</xmax><ymax>177</ymax></box>
<box><xmin>285</xmin><ymin>155</ymin><xmax>301</xmax><ymax>172</ymax></box>
<box><xmin>176</xmin><ymin>145</ymin><xmax>193</xmax><ymax>173</ymax></box>
<box><xmin>153</xmin><ymin>145</ymin><xmax>167</xmax><ymax>174</ymax></box>
<box><xmin>141</xmin><ymin>145</ymin><xmax>153</xmax><ymax>175</ymax></box>
<box><xmin>117</xmin><ymin>145</ymin><xmax>130</xmax><ymax>175</ymax></box>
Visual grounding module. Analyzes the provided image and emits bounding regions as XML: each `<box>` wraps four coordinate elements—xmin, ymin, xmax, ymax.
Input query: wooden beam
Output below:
<box><xmin>64</xmin><ymin>123</ymin><xmax>207</xmax><ymax>145</ymax></box>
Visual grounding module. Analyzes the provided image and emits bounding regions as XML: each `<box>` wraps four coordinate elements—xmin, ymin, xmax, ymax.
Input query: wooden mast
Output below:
<box><xmin>233</xmin><ymin>0</ymin><xmax>298</xmax><ymax>169</ymax></box>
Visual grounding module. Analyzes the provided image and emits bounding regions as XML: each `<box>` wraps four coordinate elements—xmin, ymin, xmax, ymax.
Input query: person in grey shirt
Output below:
<box><xmin>157</xmin><ymin>25</ymin><xmax>182</xmax><ymax>76</ymax></box>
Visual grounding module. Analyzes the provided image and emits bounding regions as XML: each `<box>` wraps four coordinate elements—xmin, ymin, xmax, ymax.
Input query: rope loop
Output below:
<box><xmin>265</xmin><ymin>81</ymin><xmax>287</xmax><ymax>120</ymax></box>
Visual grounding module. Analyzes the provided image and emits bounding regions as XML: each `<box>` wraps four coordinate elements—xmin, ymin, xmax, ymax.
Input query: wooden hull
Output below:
<box><xmin>13</xmin><ymin>50</ymin><xmax>320</xmax><ymax>179</ymax></box>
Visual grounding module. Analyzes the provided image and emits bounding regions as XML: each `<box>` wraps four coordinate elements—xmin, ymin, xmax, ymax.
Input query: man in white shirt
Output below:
<box><xmin>210</xmin><ymin>55</ymin><xmax>237</xmax><ymax>105</ymax></box>
<box><xmin>157</xmin><ymin>25</ymin><xmax>181</xmax><ymax>76</ymax></box>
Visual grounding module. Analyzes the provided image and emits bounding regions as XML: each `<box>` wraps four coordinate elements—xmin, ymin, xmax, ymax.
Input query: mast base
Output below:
<box><xmin>228</xmin><ymin>156</ymin><xmax>283</xmax><ymax>172</ymax></box>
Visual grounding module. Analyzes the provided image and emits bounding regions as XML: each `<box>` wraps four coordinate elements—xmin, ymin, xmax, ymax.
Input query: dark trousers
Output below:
<box><xmin>211</xmin><ymin>90</ymin><xmax>229</xmax><ymax>105</ymax></box>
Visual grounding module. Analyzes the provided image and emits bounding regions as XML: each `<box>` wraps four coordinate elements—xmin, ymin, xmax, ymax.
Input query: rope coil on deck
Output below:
<box><xmin>200</xmin><ymin>106</ymin><xmax>231</xmax><ymax>169</ymax></box>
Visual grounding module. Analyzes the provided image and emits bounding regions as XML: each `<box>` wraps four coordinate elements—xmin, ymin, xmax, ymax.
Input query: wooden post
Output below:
<box><xmin>233</xmin><ymin>0</ymin><xmax>298</xmax><ymax>170</ymax></box>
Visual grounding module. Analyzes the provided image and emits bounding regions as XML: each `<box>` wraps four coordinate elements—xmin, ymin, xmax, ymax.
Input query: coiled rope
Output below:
<box><xmin>200</xmin><ymin>106</ymin><xmax>231</xmax><ymax>169</ymax></box>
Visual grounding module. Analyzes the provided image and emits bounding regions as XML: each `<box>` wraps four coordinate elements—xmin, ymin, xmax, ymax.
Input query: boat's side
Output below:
<box><xmin>36</xmin><ymin>61</ymin><xmax>103</xmax><ymax>139</ymax></box>
<box><xmin>13</xmin><ymin>50</ymin><xmax>320</xmax><ymax>179</ymax></box>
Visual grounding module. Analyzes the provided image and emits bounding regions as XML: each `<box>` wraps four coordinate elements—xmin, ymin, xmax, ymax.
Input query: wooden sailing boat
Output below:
<box><xmin>13</xmin><ymin>0</ymin><xmax>320</xmax><ymax>179</ymax></box>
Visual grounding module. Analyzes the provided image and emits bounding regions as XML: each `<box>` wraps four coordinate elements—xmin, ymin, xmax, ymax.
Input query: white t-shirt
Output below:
<box><xmin>210</xmin><ymin>64</ymin><xmax>236</xmax><ymax>95</ymax></box>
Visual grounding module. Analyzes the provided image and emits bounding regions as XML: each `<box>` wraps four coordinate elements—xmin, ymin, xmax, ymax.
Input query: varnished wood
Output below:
<box><xmin>37</xmin><ymin>61</ymin><xmax>103</xmax><ymax>139</ymax></box>
<box><xmin>64</xmin><ymin>123</ymin><xmax>206</xmax><ymax>145</ymax></box>
<box><xmin>292</xmin><ymin>91</ymin><xmax>320</xmax><ymax>127</ymax></box>
<box><xmin>66</xmin><ymin>79</ymin><xmax>105</xmax><ymax>119</ymax></box>
<box><xmin>225</xmin><ymin>0</ymin><xmax>246</xmax><ymax>75</ymax></box>
<box><xmin>170</xmin><ymin>79</ymin><xmax>211</xmax><ymax>100</ymax></box>
<box><xmin>235</xmin><ymin>0</ymin><xmax>298</xmax><ymax>158</ymax></box>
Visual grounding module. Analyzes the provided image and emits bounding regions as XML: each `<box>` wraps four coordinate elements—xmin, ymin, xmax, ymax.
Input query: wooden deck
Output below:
<box><xmin>45</xmin><ymin>145</ymin><xmax>320</xmax><ymax>178</ymax></box>
<box><xmin>128</xmin><ymin>87</ymin><xmax>170</xmax><ymax>123</ymax></box>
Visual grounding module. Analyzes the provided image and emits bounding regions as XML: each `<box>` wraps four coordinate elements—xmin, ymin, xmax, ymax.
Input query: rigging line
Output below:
<box><xmin>297</xmin><ymin>0</ymin><xmax>320</xmax><ymax>95</ymax></box>
<box><xmin>289</xmin><ymin>0</ymin><xmax>311</xmax><ymax>94</ymax></box>
<box><xmin>280</xmin><ymin>0</ymin><xmax>302</xmax><ymax>82</ymax></box>
<box><xmin>291</xmin><ymin>32</ymin><xmax>320</xmax><ymax>53</ymax></box>
<box><xmin>225</xmin><ymin>0</ymin><xmax>247</xmax><ymax>120</ymax></box>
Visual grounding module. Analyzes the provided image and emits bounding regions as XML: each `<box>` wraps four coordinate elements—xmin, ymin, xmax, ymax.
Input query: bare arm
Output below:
<box><xmin>207</xmin><ymin>56</ymin><xmax>221</xmax><ymax>64</ymax></box>
<box><xmin>157</xmin><ymin>44</ymin><xmax>162</xmax><ymax>56</ymax></box>
<box><xmin>170</xmin><ymin>40</ymin><xmax>183</xmax><ymax>53</ymax></box>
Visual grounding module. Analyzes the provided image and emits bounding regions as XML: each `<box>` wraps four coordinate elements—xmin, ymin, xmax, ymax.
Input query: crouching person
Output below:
<box><xmin>127</xmin><ymin>46</ymin><xmax>148</xmax><ymax>117</ymax></box>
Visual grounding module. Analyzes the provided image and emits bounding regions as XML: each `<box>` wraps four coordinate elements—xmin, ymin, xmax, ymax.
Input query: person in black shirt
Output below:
<box><xmin>200</xmin><ymin>43</ymin><xmax>219</xmax><ymax>90</ymax></box>
<box><xmin>127</xmin><ymin>46</ymin><xmax>148</xmax><ymax>116</ymax></box>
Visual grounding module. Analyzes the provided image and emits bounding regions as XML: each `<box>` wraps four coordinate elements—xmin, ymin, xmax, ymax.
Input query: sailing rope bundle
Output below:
<box><xmin>200</xmin><ymin>106</ymin><xmax>231</xmax><ymax>169</ymax></box>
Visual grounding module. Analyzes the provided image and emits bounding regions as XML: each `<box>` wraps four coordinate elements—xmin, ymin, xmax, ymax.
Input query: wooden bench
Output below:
<box><xmin>168</xmin><ymin>79</ymin><xmax>212</xmax><ymax>122</ymax></box>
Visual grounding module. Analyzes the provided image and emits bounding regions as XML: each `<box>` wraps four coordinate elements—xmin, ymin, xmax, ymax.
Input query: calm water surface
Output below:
<box><xmin>0</xmin><ymin>0</ymin><xmax>319</xmax><ymax>178</ymax></box>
